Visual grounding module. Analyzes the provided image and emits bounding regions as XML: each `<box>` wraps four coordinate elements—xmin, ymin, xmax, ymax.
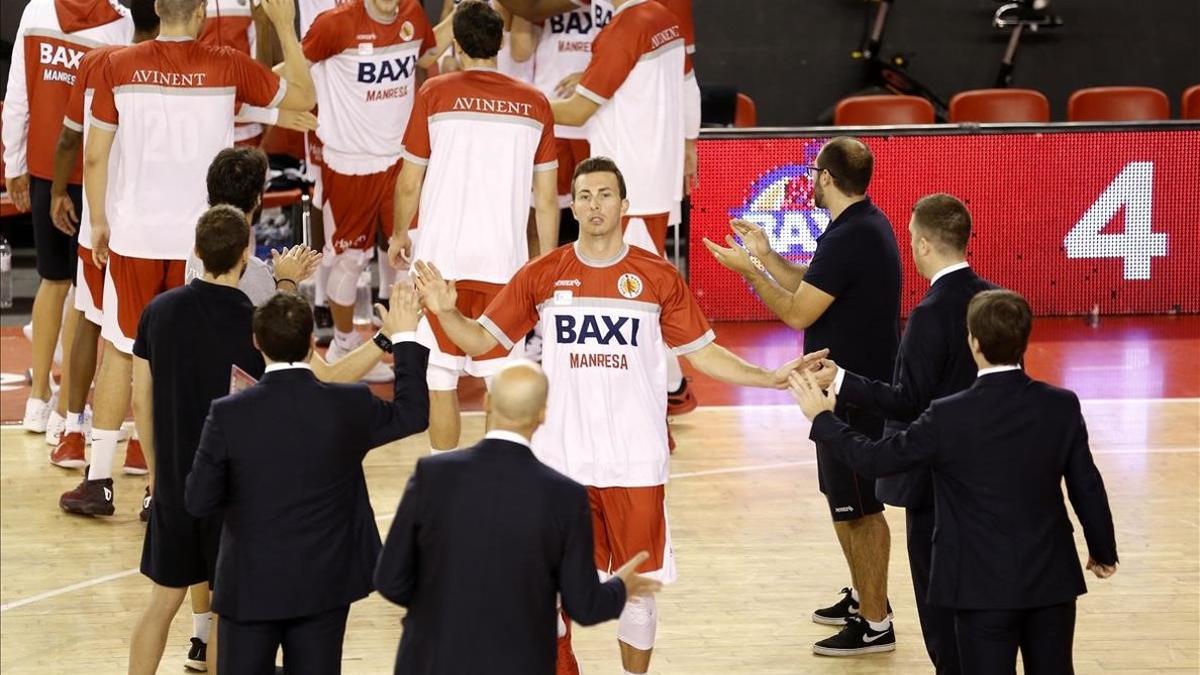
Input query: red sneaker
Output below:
<box><xmin>60</xmin><ymin>472</ymin><xmax>116</xmax><ymax>516</ymax></box>
<box><xmin>50</xmin><ymin>432</ymin><xmax>87</xmax><ymax>468</ymax></box>
<box><xmin>667</xmin><ymin>378</ymin><xmax>698</xmax><ymax>416</ymax></box>
<box><xmin>555</xmin><ymin>612</ymin><xmax>580</xmax><ymax>675</ymax></box>
<box><xmin>123</xmin><ymin>438</ymin><xmax>148</xmax><ymax>475</ymax></box>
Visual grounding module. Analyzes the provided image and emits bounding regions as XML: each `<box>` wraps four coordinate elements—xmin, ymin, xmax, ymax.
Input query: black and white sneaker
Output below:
<box><xmin>184</xmin><ymin>637</ymin><xmax>208</xmax><ymax>671</ymax></box>
<box><xmin>813</xmin><ymin>615</ymin><xmax>896</xmax><ymax>656</ymax></box>
<box><xmin>812</xmin><ymin>587</ymin><xmax>894</xmax><ymax>625</ymax></box>
<box><xmin>313</xmin><ymin>305</ymin><xmax>334</xmax><ymax>348</ymax></box>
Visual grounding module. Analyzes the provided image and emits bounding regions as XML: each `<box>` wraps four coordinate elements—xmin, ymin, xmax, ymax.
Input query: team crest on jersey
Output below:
<box><xmin>400</xmin><ymin>20</ymin><xmax>415</xmax><ymax>41</ymax></box>
<box><xmin>617</xmin><ymin>273</ymin><xmax>643</xmax><ymax>299</ymax></box>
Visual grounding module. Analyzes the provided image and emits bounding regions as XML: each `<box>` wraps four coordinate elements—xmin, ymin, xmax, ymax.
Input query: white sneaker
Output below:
<box><xmin>326</xmin><ymin>333</ymin><xmax>394</xmax><ymax>383</ymax></box>
<box><xmin>45</xmin><ymin>410</ymin><xmax>67</xmax><ymax>446</ymax></box>
<box><xmin>22</xmin><ymin>393</ymin><xmax>56</xmax><ymax>433</ymax></box>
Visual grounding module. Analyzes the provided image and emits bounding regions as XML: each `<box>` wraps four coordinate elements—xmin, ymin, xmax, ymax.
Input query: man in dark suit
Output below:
<box><xmin>185</xmin><ymin>288</ymin><xmax>430</xmax><ymax>674</ymax></box>
<box><xmin>375</xmin><ymin>359</ymin><xmax>663</xmax><ymax>675</ymax></box>
<box><xmin>792</xmin><ymin>289</ymin><xmax>1118</xmax><ymax>673</ymax></box>
<box><xmin>809</xmin><ymin>194</ymin><xmax>996</xmax><ymax>671</ymax></box>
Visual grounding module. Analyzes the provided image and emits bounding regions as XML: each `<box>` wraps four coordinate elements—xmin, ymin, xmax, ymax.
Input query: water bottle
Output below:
<box><xmin>0</xmin><ymin>235</ymin><xmax>13</xmax><ymax>309</ymax></box>
<box><xmin>353</xmin><ymin>265</ymin><xmax>373</xmax><ymax>325</ymax></box>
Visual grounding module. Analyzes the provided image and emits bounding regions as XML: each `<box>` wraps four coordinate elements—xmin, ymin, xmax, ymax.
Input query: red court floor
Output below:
<box><xmin>0</xmin><ymin>316</ymin><xmax>1197</xmax><ymax>424</ymax></box>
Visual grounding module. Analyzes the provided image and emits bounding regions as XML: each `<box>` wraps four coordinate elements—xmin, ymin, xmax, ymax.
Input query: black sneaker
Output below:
<box><xmin>139</xmin><ymin>487</ymin><xmax>151</xmax><ymax>523</ymax></box>
<box><xmin>812</xmin><ymin>587</ymin><xmax>893</xmax><ymax>625</ymax></box>
<box><xmin>185</xmin><ymin>637</ymin><xmax>208</xmax><ymax>671</ymax></box>
<box><xmin>313</xmin><ymin>305</ymin><xmax>334</xmax><ymax>347</ymax></box>
<box><xmin>813</xmin><ymin>615</ymin><xmax>896</xmax><ymax>656</ymax></box>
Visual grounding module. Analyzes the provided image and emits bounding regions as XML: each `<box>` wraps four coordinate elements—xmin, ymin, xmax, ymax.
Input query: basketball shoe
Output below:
<box><xmin>50</xmin><ymin>432</ymin><xmax>87</xmax><ymax>468</ymax></box>
<box><xmin>60</xmin><ymin>468</ymin><xmax>115</xmax><ymax>516</ymax></box>
<box><xmin>325</xmin><ymin>331</ymin><xmax>394</xmax><ymax>383</ymax></box>
<box><xmin>124</xmin><ymin>438</ymin><xmax>149</xmax><ymax>475</ymax></box>
<box><xmin>667</xmin><ymin>378</ymin><xmax>697</xmax><ymax>416</ymax></box>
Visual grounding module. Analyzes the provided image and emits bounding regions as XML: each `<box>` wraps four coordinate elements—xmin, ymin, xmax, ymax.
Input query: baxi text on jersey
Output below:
<box><xmin>549</xmin><ymin>11</ymin><xmax>594</xmax><ymax>35</ymax></box>
<box><xmin>357</xmin><ymin>55</ymin><xmax>417</xmax><ymax>84</ymax></box>
<box><xmin>555</xmin><ymin>315</ymin><xmax>641</xmax><ymax>346</ymax></box>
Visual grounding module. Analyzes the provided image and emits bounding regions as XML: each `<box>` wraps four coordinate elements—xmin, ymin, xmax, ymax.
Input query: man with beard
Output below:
<box><xmin>704</xmin><ymin>136</ymin><xmax>903</xmax><ymax>657</ymax></box>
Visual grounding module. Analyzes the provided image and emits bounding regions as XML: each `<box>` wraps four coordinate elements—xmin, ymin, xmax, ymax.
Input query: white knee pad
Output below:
<box><xmin>325</xmin><ymin>252</ymin><xmax>366</xmax><ymax>306</ymax></box>
<box><xmin>617</xmin><ymin>595</ymin><xmax>657</xmax><ymax>651</ymax></box>
<box><xmin>426</xmin><ymin>363</ymin><xmax>461</xmax><ymax>391</ymax></box>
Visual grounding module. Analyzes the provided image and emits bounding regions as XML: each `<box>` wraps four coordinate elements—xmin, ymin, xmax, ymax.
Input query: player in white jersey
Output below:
<box><xmin>302</xmin><ymin>0</ymin><xmax>448</xmax><ymax>382</ymax></box>
<box><xmin>386</xmin><ymin>0</ymin><xmax>559</xmax><ymax>455</ymax></box>
<box><xmin>412</xmin><ymin>156</ymin><xmax>820</xmax><ymax>675</ymax></box>
<box><xmin>58</xmin><ymin>0</ymin><xmax>315</xmax><ymax>517</ymax></box>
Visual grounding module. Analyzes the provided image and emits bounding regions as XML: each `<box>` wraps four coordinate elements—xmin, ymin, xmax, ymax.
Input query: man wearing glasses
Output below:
<box><xmin>704</xmin><ymin>136</ymin><xmax>903</xmax><ymax>657</ymax></box>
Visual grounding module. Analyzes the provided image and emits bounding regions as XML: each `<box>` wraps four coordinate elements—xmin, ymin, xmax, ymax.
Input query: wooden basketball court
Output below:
<box><xmin>1</xmin><ymin>318</ymin><xmax>1197</xmax><ymax>673</ymax></box>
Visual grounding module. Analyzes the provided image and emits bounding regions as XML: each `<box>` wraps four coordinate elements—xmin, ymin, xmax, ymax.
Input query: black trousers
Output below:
<box><xmin>954</xmin><ymin>600</ymin><xmax>1076</xmax><ymax>675</ymax></box>
<box><xmin>218</xmin><ymin>605</ymin><xmax>351</xmax><ymax>675</ymax></box>
<box><xmin>907</xmin><ymin>506</ymin><xmax>962</xmax><ymax>674</ymax></box>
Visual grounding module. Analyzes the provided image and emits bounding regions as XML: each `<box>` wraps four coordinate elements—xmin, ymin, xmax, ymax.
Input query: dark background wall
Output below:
<box><xmin>3</xmin><ymin>0</ymin><xmax>1199</xmax><ymax>122</ymax></box>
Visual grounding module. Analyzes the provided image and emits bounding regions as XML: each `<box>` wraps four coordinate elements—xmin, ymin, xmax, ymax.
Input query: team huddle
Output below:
<box><xmin>4</xmin><ymin>0</ymin><xmax>1120</xmax><ymax>672</ymax></box>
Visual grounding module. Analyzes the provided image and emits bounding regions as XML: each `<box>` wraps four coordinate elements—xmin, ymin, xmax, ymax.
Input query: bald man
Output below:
<box><xmin>375</xmin><ymin>360</ymin><xmax>662</xmax><ymax>675</ymax></box>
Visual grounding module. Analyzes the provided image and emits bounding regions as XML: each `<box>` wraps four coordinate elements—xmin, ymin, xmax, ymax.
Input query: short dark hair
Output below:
<box><xmin>967</xmin><ymin>290</ymin><xmax>1032</xmax><ymax>365</ymax></box>
<box><xmin>253</xmin><ymin>294</ymin><xmax>314</xmax><ymax>363</ymax></box>
<box><xmin>453</xmin><ymin>0</ymin><xmax>503</xmax><ymax>59</ymax></box>
<box><xmin>194</xmin><ymin>205</ymin><xmax>250</xmax><ymax>275</ymax></box>
<box><xmin>130</xmin><ymin>0</ymin><xmax>161</xmax><ymax>34</ymax></box>
<box><xmin>817</xmin><ymin>136</ymin><xmax>873</xmax><ymax>196</ymax></box>
<box><xmin>571</xmin><ymin>156</ymin><xmax>627</xmax><ymax>199</ymax></box>
<box><xmin>207</xmin><ymin>147</ymin><xmax>268</xmax><ymax>215</ymax></box>
<box><xmin>912</xmin><ymin>193</ymin><xmax>972</xmax><ymax>252</ymax></box>
<box><xmin>155</xmin><ymin>0</ymin><xmax>203</xmax><ymax>23</ymax></box>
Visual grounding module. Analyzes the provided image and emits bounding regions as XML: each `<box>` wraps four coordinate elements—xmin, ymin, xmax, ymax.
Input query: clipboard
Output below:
<box><xmin>229</xmin><ymin>364</ymin><xmax>259</xmax><ymax>395</ymax></box>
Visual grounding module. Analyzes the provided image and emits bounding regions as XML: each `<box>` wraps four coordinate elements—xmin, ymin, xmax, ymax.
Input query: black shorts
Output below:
<box><xmin>30</xmin><ymin>176</ymin><xmax>81</xmax><ymax>281</ymax></box>
<box><xmin>140</xmin><ymin>500</ymin><xmax>222</xmax><ymax>588</ymax></box>
<box><xmin>816</xmin><ymin>407</ymin><xmax>886</xmax><ymax>522</ymax></box>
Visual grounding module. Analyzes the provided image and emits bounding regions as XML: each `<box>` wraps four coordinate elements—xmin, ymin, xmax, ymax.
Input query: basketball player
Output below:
<box><xmin>302</xmin><ymin>0</ymin><xmax>448</xmax><ymax>383</ymax></box>
<box><xmin>412</xmin><ymin>157</ymin><xmax>820</xmax><ymax>675</ymax></box>
<box><xmin>58</xmin><ymin>0</ymin><xmax>316</xmax><ymax>516</ymax></box>
<box><xmin>386</xmin><ymin>0</ymin><xmax>559</xmax><ymax>455</ymax></box>
<box><xmin>199</xmin><ymin>0</ymin><xmax>268</xmax><ymax>147</ymax></box>
<box><xmin>46</xmin><ymin>2</ymin><xmax>160</xmax><ymax>470</ymax></box>
<box><xmin>439</xmin><ymin>0</ymin><xmax>536</xmax><ymax>80</ymax></box>
<box><xmin>4</xmin><ymin>0</ymin><xmax>134</xmax><ymax>438</ymax></box>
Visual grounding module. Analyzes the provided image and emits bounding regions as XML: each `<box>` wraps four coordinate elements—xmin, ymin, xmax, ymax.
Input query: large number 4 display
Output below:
<box><xmin>1063</xmin><ymin>161</ymin><xmax>1168</xmax><ymax>280</ymax></box>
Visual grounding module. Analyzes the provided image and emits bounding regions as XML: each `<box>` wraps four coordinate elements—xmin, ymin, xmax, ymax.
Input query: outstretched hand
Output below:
<box><xmin>729</xmin><ymin>219</ymin><xmax>771</xmax><ymax>259</ymax></box>
<box><xmin>271</xmin><ymin>244</ymin><xmax>323</xmax><ymax>285</ymax></box>
<box><xmin>412</xmin><ymin>260</ymin><xmax>458</xmax><ymax>315</ymax></box>
<box><xmin>767</xmin><ymin>348</ymin><xmax>829</xmax><ymax>389</ymax></box>
<box><xmin>788</xmin><ymin>369</ymin><xmax>836</xmax><ymax>421</ymax></box>
<box><xmin>702</xmin><ymin>234</ymin><xmax>763</xmax><ymax>277</ymax></box>
<box><xmin>377</xmin><ymin>281</ymin><xmax>422</xmax><ymax>334</ymax></box>
<box><xmin>612</xmin><ymin>551</ymin><xmax>663</xmax><ymax>599</ymax></box>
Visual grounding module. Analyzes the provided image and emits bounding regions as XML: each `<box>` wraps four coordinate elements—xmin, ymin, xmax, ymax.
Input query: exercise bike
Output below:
<box><xmin>825</xmin><ymin>0</ymin><xmax>1062</xmax><ymax>122</ymax></box>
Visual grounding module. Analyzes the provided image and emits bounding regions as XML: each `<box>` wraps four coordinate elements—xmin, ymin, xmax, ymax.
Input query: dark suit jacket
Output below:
<box><xmin>838</xmin><ymin>266</ymin><xmax>996</xmax><ymax>508</ymax></box>
<box><xmin>375</xmin><ymin>436</ymin><xmax>627</xmax><ymax>675</ymax></box>
<box><xmin>811</xmin><ymin>370</ymin><xmax>1118</xmax><ymax>610</ymax></box>
<box><xmin>185</xmin><ymin>342</ymin><xmax>430</xmax><ymax>622</ymax></box>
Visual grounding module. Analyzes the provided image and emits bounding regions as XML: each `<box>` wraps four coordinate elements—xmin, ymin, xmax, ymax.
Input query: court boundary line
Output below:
<box><xmin>0</xmin><ymin>459</ymin><xmax>820</xmax><ymax>613</ymax></box>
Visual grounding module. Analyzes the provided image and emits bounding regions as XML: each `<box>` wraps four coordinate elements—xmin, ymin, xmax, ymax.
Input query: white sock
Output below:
<box><xmin>314</xmin><ymin>263</ymin><xmax>331</xmax><ymax>306</ymax></box>
<box><xmin>193</xmin><ymin>612</ymin><xmax>212</xmax><ymax>643</ymax></box>
<box><xmin>377</xmin><ymin>254</ymin><xmax>397</xmax><ymax>299</ymax></box>
<box><xmin>866</xmin><ymin>616</ymin><xmax>892</xmax><ymax>631</ymax></box>
<box><xmin>850</xmin><ymin>587</ymin><xmax>859</xmax><ymax>602</ymax></box>
<box><xmin>334</xmin><ymin>329</ymin><xmax>357</xmax><ymax>350</ymax></box>
<box><xmin>66</xmin><ymin>411</ymin><xmax>84</xmax><ymax>435</ymax></box>
<box><xmin>430</xmin><ymin>447</ymin><xmax>457</xmax><ymax>455</ymax></box>
<box><xmin>665</xmin><ymin>349</ymin><xmax>683</xmax><ymax>392</ymax></box>
<box><xmin>89</xmin><ymin>429</ymin><xmax>120</xmax><ymax>480</ymax></box>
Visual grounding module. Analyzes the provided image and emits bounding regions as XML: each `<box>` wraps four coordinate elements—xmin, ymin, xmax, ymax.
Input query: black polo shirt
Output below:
<box><xmin>802</xmin><ymin>197</ymin><xmax>902</xmax><ymax>386</ymax></box>
<box><xmin>133</xmin><ymin>279</ymin><xmax>265</xmax><ymax>508</ymax></box>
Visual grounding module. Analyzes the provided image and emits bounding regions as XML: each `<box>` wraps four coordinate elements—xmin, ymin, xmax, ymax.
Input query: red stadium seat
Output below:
<box><xmin>1067</xmin><ymin>86</ymin><xmax>1169</xmax><ymax>122</ymax></box>
<box><xmin>834</xmin><ymin>95</ymin><xmax>935</xmax><ymax>126</ymax></box>
<box><xmin>949</xmin><ymin>88</ymin><xmax>1050</xmax><ymax>123</ymax></box>
<box><xmin>734</xmin><ymin>93</ymin><xmax>757</xmax><ymax>127</ymax></box>
<box><xmin>1182</xmin><ymin>85</ymin><xmax>1200</xmax><ymax>120</ymax></box>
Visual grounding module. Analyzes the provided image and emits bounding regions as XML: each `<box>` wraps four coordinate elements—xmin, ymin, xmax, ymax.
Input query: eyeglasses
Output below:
<box><xmin>804</xmin><ymin>165</ymin><xmax>835</xmax><ymax>180</ymax></box>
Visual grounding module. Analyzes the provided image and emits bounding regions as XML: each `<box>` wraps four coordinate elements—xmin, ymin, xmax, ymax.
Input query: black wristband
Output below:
<box><xmin>275</xmin><ymin>277</ymin><xmax>299</xmax><ymax>292</ymax></box>
<box><xmin>372</xmin><ymin>330</ymin><xmax>394</xmax><ymax>354</ymax></box>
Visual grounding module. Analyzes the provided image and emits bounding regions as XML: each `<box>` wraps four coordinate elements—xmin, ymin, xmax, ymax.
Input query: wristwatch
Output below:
<box><xmin>372</xmin><ymin>330</ymin><xmax>393</xmax><ymax>354</ymax></box>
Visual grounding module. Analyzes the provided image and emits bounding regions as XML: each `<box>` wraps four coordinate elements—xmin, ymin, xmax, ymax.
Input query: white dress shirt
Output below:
<box><xmin>929</xmin><ymin>261</ymin><xmax>970</xmax><ymax>287</ymax></box>
<box><xmin>484</xmin><ymin>429</ymin><xmax>533</xmax><ymax>449</ymax></box>
<box><xmin>977</xmin><ymin>364</ymin><xmax>1022</xmax><ymax>378</ymax></box>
